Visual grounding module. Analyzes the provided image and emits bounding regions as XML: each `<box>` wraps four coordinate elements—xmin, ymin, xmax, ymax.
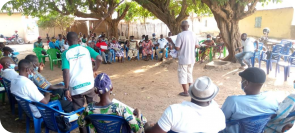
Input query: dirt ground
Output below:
<box><xmin>1</xmin><ymin>44</ymin><xmax>294</xmax><ymax>133</ymax></box>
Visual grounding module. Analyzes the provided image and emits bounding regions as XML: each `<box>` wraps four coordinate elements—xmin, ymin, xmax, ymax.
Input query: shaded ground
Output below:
<box><xmin>0</xmin><ymin>44</ymin><xmax>294</xmax><ymax>133</ymax></box>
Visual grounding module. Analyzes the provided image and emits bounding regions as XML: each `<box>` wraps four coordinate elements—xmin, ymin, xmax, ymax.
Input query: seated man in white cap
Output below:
<box><xmin>221</xmin><ymin>67</ymin><xmax>278</xmax><ymax>133</ymax></box>
<box><xmin>145</xmin><ymin>76</ymin><xmax>226</xmax><ymax>133</ymax></box>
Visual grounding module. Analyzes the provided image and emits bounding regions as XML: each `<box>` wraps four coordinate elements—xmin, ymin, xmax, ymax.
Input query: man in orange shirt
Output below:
<box><xmin>96</xmin><ymin>36</ymin><xmax>112</xmax><ymax>64</ymax></box>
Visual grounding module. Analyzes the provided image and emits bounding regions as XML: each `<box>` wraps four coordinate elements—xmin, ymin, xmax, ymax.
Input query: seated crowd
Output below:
<box><xmin>1</xmin><ymin>31</ymin><xmax>294</xmax><ymax>133</ymax></box>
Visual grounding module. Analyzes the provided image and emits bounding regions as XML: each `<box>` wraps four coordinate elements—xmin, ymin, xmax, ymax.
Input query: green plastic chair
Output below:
<box><xmin>196</xmin><ymin>40</ymin><xmax>214</xmax><ymax>61</ymax></box>
<box><xmin>33</xmin><ymin>48</ymin><xmax>48</xmax><ymax>64</ymax></box>
<box><xmin>47</xmin><ymin>49</ymin><xmax>61</xmax><ymax>70</ymax></box>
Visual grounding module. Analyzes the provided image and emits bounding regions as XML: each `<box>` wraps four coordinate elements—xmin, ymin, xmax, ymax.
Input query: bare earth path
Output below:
<box><xmin>1</xmin><ymin>44</ymin><xmax>294</xmax><ymax>132</ymax></box>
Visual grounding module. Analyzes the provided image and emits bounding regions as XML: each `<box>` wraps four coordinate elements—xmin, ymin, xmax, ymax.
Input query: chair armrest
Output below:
<box><xmin>287</xmin><ymin>111</ymin><xmax>295</xmax><ymax>118</ymax></box>
<box><xmin>226</xmin><ymin>120</ymin><xmax>238</xmax><ymax>126</ymax></box>
<box><xmin>62</xmin><ymin>107</ymin><xmax>85</xmax><ymax>116</ymax></box>
<box><xmin>48</xmin><ymin>100</ymin><xmax>63</xmax><ymax>111</ymax></box>
<box><xmin>38</xmin><ymin>87</ymin><xmax>52</xmax><ymax>93</ymax></box>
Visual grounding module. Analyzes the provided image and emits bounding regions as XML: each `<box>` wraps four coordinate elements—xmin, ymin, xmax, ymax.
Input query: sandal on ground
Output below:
<box><xmin>179</xmin><ymin>92</ymin><xmax>189</xmax><ymax>97</ymax></box>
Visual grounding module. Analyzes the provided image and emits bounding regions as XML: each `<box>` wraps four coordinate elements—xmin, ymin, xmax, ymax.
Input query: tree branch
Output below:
<box><xmin>236</xmin><ymin>0</ymin><xmax>259</xmax><ymax>20</ymax></box>
<box><xmin>116</xmin><ymin>4</ymin><xmax>130</xmax><ymax>21</ymax></box>
<box><xmin>176</xmin><ymin>0</ymin><xmax>189</xmax><ymax>22</ymax></box>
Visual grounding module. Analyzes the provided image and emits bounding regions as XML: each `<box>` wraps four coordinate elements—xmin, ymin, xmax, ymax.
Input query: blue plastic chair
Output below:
<box><xmin>259</xmin><ymin>45</ymin><xmax>283</xmax><ymax>74</ymax></box>
<box><xmin>250</xmin><ymin>42</ymin><xmax>264</xmax><ymax>67</ymax></box>
<box><xmin>0</xmin><ymin>78</ymin><xmax>22</xmax><ymax>118</ymax></box>
<box><xmin>37</xmin><ymin>86</ymin><xmax>52</xmax><ymax>94</ymax></box>
<box><xmin>112</xmin><ymin>48</ymin><xmax>125</xmax><ymax>62</ymax></box>
<box><xmin>286</xmin><ymin>52</ymin><xmax>295</xmax><ymax>80</ymax></box>
<box><xmin>85</xmin><ymin>114</ymin><xmax>131</xmax><ymax>133</ymax></box>
<box><xmin>224</xmin><ymin>114</ymin><xmax>273</xmax><ymax>133</ymax></box>
<box><xmin>34</xmin><ymin>100</ymin><xmax>85</xmax><ymax>133</ymax></box>
<box><xmin>125</xmin><ymin>47</ymin><xmax>139</xmax><ymax>60</ymax></box>
<box><xmin>155</xmin><ymin>47</ymin><xmax>169</xmax><ymax>60</ymax></box>
<box><xmin>275</xmin><ymin>46</ymin><xmax>292</xmax><ymax>81</ymax></box>
<box><xmin>142</xmin><ymin>47</ymin><xmax>154</xmax><ymax>60</ymax></box>
<box><xmin>13</xmin><ymin>94</ymin><xmax>44</xmax><ymax>133</ymax></box>
<box><xmin>98</xmin><ymin>49</ymin><xmax>115</xmax><ymax>63</ymax></box>
<box><xmin>281</xmin><ymin>40</ymin><xmax>293</xmax><ymax>48</ymax></box>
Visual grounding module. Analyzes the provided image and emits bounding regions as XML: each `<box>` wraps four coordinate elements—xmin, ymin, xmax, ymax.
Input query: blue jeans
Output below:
<box><xmin>101</xmin><ymin>51</ymin><xmax>112</xmax><ymax>63</ymax></box>
<box><xmin>235</xmin><ymin>52</ymin><xmax>254</xmax><ymax>66</ymax></box>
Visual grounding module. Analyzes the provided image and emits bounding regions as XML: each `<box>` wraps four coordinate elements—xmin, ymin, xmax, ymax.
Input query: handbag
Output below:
<box><xmin>55</xmin><ymin>115</ymin><xmax>72</xmax><ymax>132</ymax></box>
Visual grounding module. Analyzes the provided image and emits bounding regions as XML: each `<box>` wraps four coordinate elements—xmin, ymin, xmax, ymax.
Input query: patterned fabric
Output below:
<box><xmin>30</xmin><ymin>70</ymin><xmax>51</xmax><ymax>90</ymax></box>
<box><xmin>199</xmin><ymin>47</ymin><xmax>211</xmax><ymax>57</ymax></box>
<box><xmin>265</xmin><ymin>94</ymin><xmax>295</xmax><ymax>133</ymax></box>
<box><xmin>110</xmin><ymin>42</ymin><xmax>124</xmax><ymax>57</ymax></box>
<box><xmin>142</xmin><ymin>40</ymin><xmax>153</xmax><ymax>56</ymax></box>
<box><xmin>34</xmin><ymin>41</ymin><xmax>43</xmax><ymax>48</ymax></box>
<box><xmin>78</xmin><ymin>102</ymin><xmax>147</xmax><ymax>133</ymax></box>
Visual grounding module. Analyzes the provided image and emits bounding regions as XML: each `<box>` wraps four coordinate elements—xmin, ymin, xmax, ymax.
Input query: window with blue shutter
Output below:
<box><xmin>255</xmin><ymin>17</ymin><xmax>262</xmax><ymax>28</ymax></box>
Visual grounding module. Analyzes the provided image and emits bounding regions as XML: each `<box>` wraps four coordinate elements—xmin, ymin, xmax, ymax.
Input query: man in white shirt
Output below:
<box><xmin>175</xmin><ymin>20</ymin><xmax>200</xmax><ymax>96</ymax></box>
<box><xmin>10</xmin><ymin>59</ymin><xmax>51</xmax><ymax>118</ymax></box>
<box><xmin>0</xmin><ymin>57</ymin><xmax>18</xmax><ymax>81</ymax></box>
<box><xmin>235</xmin><ymin>33</ymin><xmax>258</xmax><ymax>69</ymax></box>
<box><xmin>145</xmin><ymin>76</ymin><xmax>226</xmax><ymax>133</ymax></box>
<box><xmin>156</xmin><ymin>34</ymin><xmax>168</xmax><ymax>61</ymax></box>
<box><xmin>62</xmin><ymin>32</ymin><xmax>102</xmax><ymax>110</ymax></box>
<box><xmin>221</xmin><ymin>67</ymin><xmax>278</xmax><ymax>133</ymax></box>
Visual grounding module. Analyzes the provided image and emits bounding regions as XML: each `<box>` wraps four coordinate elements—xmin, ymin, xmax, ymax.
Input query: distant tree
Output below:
<box><xmin>133</xmin><ymin>0</ymin><xmax>210</xmax><ymax>34</ymax></box>
<box><xmin>1</xmin><ymin>0</ymin><xmax>124</xmax><ymax>37</ymax></box>
<box><xmin>37</xmin><ymin>13</ymin><xmax>74</xmax><ymax>35</ymax></box>
<box><xmin>137</xmin><ymin>6</ymin><xmax>154</xmax><ymax>24</ymax></box>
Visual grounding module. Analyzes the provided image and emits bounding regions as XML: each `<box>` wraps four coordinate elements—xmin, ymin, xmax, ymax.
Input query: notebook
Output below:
<box><xmin>64</xmin><ymin>113</ymin><xmax>80</xmax><ymax>122</ymax></box>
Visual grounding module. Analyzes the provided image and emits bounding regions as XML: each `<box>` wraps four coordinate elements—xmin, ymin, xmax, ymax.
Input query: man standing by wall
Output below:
<box><xmin>62</xmin><ymin>32</ymin><xmax>102</xmax><ymax>110</ymax></box>
<box><xmin>175</xmin><ymin>21</ymin><xmax>200</xmax><ymax>96</ymax></box>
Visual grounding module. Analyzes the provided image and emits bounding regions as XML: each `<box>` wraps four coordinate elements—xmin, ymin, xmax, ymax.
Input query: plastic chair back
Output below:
<box><xmin>13</xmin><ymin>94</ymin><xmax>34</xmax><ymax>120</ymax></box>
<box><xmin>34</xmin><ymin>101</ymin><xmax>63</xmax><ymax>131</ymax></box>
<box><xmin>280</xmin><ymin>45</ymin><xmax>291</xmax><ymax>56</ymax></box>
<box><xmin>1</xmin><ymin>78</ymin><xmax>13</xmax><ymax>107</ymax></box>
<box><xmin>85</xmin><ymin>114</ymin><xmax>131</xmax><ymax>133</ymax></box>
<box><xmin>270</xmin><ymin>45</ymin><xmax>283</xmax><ymax>60</ymax></box>
<box><xmin>34</xmin><ymin>101</ymin><xmax>84</xmax><ymax>132</ymax></box>
<box><xmin>289</xmin><ymin>52</ymin><xmax>295</xmax><ymax>66</ymax></box>
<box><xmin>226</xmin><ymin>114</ymin><xmax>273</xmax><ymax>133</ymax></box>
<box><xmin>47</xmin><ymin>49</ymin><xmax>60</xmax><ymax>60</ymax></box>
<box><xmin>281</xmin><ymin>40</ymin><xmax>292</xmax><ymax>48</ymax></box>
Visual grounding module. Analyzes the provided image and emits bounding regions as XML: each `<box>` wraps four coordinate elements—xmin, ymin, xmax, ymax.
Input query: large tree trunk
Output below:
<box><xmin>213</xmin><ymin>14</ymin><xmax>241</xmax><ymax>62</ymax></box>
<box><xmin>201</xmin><ymin>0</ymin><xmax>260</xmax><ymax>62</ymax></box>
<box><xmin>166</xmin><ymin>21</ymin><xmax>182</xmax><ymax>35</ymax></box>
<box><xmin>105</xmin><ymin>20</ymin><xmax>119</xmax><ymax>39</ymax></box>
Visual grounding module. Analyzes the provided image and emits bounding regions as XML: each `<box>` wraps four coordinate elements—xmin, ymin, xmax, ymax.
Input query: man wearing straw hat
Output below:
<box><xmin>145</xmin><ymin>76</ymin><xmax>226</xmax><ymax>133</ymax></box>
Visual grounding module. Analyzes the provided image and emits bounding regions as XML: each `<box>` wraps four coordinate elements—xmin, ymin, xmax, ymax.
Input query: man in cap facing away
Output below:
<box><xmin>145</xmin><ymin>76</ymin><xmax>226</xmax><ymax>133</ymax></box>
<box><xmin>221</xmin><ymin>67</ymin><xmax>278</xmax><ymax>133</ymax></box>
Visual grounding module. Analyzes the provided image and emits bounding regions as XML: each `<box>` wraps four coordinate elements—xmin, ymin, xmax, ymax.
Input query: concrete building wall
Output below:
<box><xmin>239</xmin><ymin>7</ymin><xmax>294</xmax><ymax>39</ymax></box>
<box><xmin>0</xmin><ymin>13</ymin><xmax>25</xmax><ymax>39</ymax></box>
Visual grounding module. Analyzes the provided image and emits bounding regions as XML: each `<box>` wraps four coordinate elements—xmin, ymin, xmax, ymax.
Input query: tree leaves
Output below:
<box><xmin>38</xmin><ymin>13</ymin><xmax>75</xmax><ymax>34</ymax></box>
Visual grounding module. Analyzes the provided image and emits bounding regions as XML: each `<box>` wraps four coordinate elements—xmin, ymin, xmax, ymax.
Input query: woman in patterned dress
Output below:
<box><xmin>110</xmin><ymin>38</ymin><xmax>124</xmax><ymax>63</ymax></box>
<box><xmin>142</xmin><ymin>36</ymin><xmax>154</xmax><ymax>61</ymax></box>
<box><xmin>78</xmin><ymin>73</ymin><xmax>148</xmax><ymax>133</ymax></box>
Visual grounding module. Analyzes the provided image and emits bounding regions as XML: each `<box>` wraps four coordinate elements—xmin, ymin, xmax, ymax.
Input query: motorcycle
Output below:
<box><xmin>3</xmin><ymin>34</ymin><xmax>24</xmax><ymax>44</ymax></box>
